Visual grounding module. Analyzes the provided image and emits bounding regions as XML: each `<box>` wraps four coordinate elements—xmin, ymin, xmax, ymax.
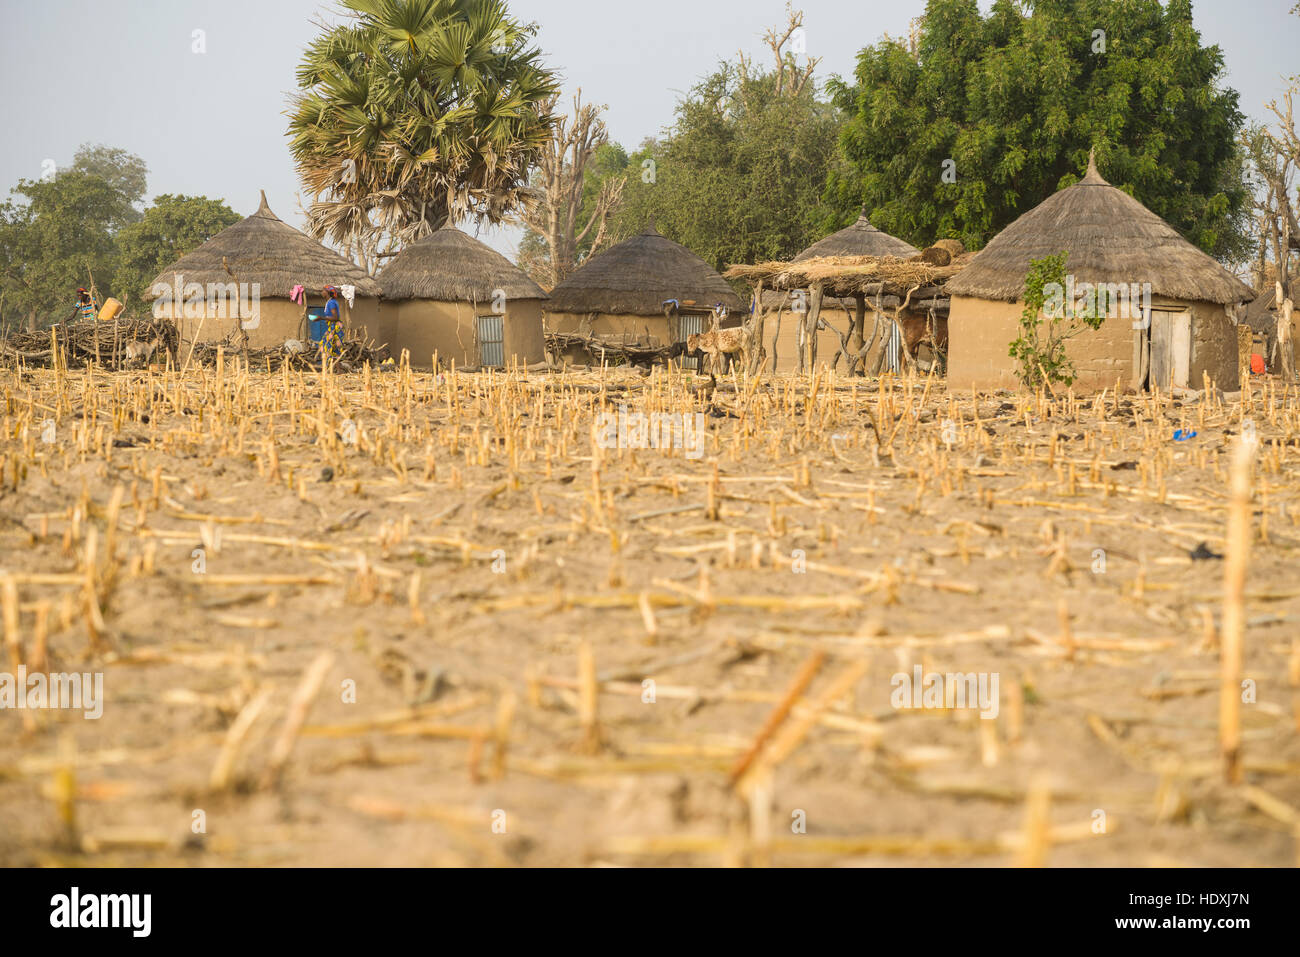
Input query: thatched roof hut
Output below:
<box><xmin>379</xmin><ymin>225</ymin><xmax>547</xmax><ymax>369</ymax></box>
<box><xmin>945</xmin><ymin>157</ymin><xmax>1253</xmax><ymax>305</ymax></box>
<box><xmin>945</xmin><ymin>153</ymin><xmax>1255</xmax><ymax>393</ymax></box>
<box><xmin>544</xmin><ymin>225</ymin><xmax>743</xmax><ymax>363</ymax></box>
<box><xmin>147</xmin><ymin>192</ymin><xmax>380</xmax><ymax>301</ymax></box>
<box><xmin>146</xmin><ymin>192</ymin><xmax>383</xmax><ymax>350</ymax></box>
<box><xmin>1244</xmin><ymin>286</ymin><xmax>1277</xmax><ymax>337</ymax></box>
<box><xmin>547</xmin><ymin>225</ymin><xmax>742</xmax><ymax>317</ymax></box>
<box><xmin>794</xmin><ymin>211</ymin><xmax>919</xmax><ymax>262</ymax></box>
<box><xmin>1242</xmin><ymin>286</ymin><xmax>1295</xmax><ymax>374</ymax></box>
<box><xmin>380</xmin><ymin>224</ymin><xmax>547</xmax><ymax>303</ymax></box>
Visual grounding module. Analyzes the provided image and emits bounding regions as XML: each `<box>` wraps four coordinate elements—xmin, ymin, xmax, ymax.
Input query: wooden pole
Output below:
<box><xmin>849</xmin><ymin>293</ymin><xmax>866</xmax><ymax>375</ymax></box>
<box><xmin>769</xmin><ymin>305</ymin><xmax>784</xmax><ymax>376</ymax></box>
<box><xmin>804</xmin><ymin>283</ymin><xmax>824</xmax><ymax>375</ymax></box>
<box><xmin>750</xmin><ymin>280</ymin><xmax>767</xmax><ymax>377</ymax></box>
<box><xmin>1277</xmin><ymin>282</ymin><xmax>1295</xmax><ymax>382</ymax></box>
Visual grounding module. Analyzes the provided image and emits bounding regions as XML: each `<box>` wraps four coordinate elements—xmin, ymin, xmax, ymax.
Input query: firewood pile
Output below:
<box><xmin>185</xmin><ymin>335</ymin><xmax>390</xmax><ymax>372</ymax></box>
<box><xmin>0</xmin><ymin>320</ymin><xmax>390</xmax><ymax>373</ymax></box>
<box><xmin>0</xmin><ymin>318</ymin><xmax>180</xmax><ymax>370</ymax></box>
<box><xmin>546</xmin><ymin>332</ymin><xmax>694</xmax><ymax>368</ymax></box>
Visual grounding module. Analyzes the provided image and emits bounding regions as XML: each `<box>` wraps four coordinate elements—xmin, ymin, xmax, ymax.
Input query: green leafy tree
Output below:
<box><xmin>288</xmin><ymin>0</ymin><xmax>558</xmax><ymax>273</ymax></box>
<box><xmin>68</xmin><ymin>144</ymin><xmax>149</xmax><ymax>224</ymax></box>
<box><xmin>0</xmin><ymin>171</ymin><xmax>135</xmax><ymax>331</ymax></box>
<box><xmin>611</xmin><ymin>7</ymin><xmax>844</xmax><ymax>273</ymax></box>
<box><xmin>827</xmin><ymin>0</ymin><xmax>1251</xmax><ymax>262</ymax></box>
<box><xmin>113</xmin><ymin>195</ymin><xmax>241</xmax><ymax>307</ymax></box>
<box><xmin>1008</xmin><ymin>252</ymin><xmax>1106</xmax><ymax>388</ymax></box>
<box><xmin>0</xmin><ymin>144</ymin><xmax>150</xmax><ymax>332</ymax></box>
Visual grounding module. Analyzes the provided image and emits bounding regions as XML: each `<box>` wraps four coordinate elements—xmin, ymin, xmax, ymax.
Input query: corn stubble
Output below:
<box><xmin>0</xmin><ymin>353</ymin><xmax>1298</xmax><ymax>866</ymax></box>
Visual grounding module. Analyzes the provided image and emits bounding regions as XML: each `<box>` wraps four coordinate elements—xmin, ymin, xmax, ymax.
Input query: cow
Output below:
<box><xmin>898</xmin><ymin>312</ymin><xmax>949</xmax><ymax>366</ymax></box>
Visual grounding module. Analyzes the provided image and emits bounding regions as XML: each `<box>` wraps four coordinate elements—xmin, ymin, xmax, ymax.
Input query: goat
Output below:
<box><xmin>123</xmin><ymin>337</ymin><xmax>163</xmax><ymax>368</ymax></box>
<box><xmin>686</xmin><ymin>306</ymin><xmax>757</xmax><ymax>376</ymax></box>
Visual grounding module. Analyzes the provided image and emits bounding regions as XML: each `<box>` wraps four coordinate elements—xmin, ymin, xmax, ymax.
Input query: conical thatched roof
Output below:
<box><xmin>1244</xmin><ymin>286</ymin><xmax>1277</xmax><ymax>336</ymax></box>
<box><xmin>547</xmin><ymin>225</ymin><xmax>742</xmax><ymax>316</ymax></box>
<box><xmin>794</xmin><ymin>211</ymin><xmax>919</xmax><ymax>261</ymax></box>
<box><xmin>146</xmin><ymin>192</ymin><xmax>380</xmax><ymax>300</ymax></box>
<box><xmin>945</xmin><ymin>155</ymin><xmax>1254</xmax><ymax>306</ymax></box>
<box><xmin>379</xmin><ymin>224</ymin><xmax>547</xmax><ymax>302</ymax></box>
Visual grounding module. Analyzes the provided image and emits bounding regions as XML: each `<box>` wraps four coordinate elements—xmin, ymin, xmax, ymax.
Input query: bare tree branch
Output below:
<box><xmin>516</xmin><ymin>90</ymin><xmax>626</xmax><ymax>288</ymax></box>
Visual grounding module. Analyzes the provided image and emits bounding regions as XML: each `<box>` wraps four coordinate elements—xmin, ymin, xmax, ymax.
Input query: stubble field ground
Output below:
<box><xmin>1</xmin><ymin>358</ymin><xmax>1298</xmax><ymax>867</ymax></box>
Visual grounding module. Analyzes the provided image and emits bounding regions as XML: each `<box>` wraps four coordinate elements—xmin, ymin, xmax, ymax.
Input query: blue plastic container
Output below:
<box><xmin>307</xmin><ymin>306</ymin><xmax>329</xmax><ymax>343</ymax></box>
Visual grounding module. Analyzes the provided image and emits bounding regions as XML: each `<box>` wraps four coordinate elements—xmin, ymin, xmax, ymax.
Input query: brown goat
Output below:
<box><xmin>688</xmin><ymin>324</ymin><xmax>751</xmax><ymax>376</ymax></box>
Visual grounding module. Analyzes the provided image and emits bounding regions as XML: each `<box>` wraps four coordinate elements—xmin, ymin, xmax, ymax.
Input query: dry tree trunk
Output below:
<box><xmin>924</xmin><ymin>306</ymin><xmax>943</xmax><ymax>372</ymax></box>
<box><xmin>1278</xmin><ymin>282</ymin><xmax>1296</xmax><ymax>382</ymax></box>
<box><xmin>520</xmin><ymin>91</ymin><xmax>626</xmax><ymax>288</ymax></box>
<box><xmin>850</xmin><ymin>295</ymin><xmax>884</xmax><ymax>373</ymax></box>
<box><xmin>769</xmin><ymin>307</ymin><xmax>784</xmax><ymax>377</ymax></box>
<box><xmin>804</xmin><ymin>283</ymin><xmax>824</xmax><ymax>375</ymax></box>
<box><xmin>847</xmin><ymin>294</ymin><xmax>867</xmax><ymax>374</ymax></box>
<box><xmin>749</xmin><ymin>280</ymin><xmax>767</xmax><ymax>377</ymax></box>
<box><xmin>819</xmin><ymin>316</ymin><xmax>850</xmax><ymax>372</ymax></box>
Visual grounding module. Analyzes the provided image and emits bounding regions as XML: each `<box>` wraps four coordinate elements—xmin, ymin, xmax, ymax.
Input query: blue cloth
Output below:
<box><xmin>324</xmin><ymin>298</ymin><xmax>340</xmax><ymax>319</ymax></box>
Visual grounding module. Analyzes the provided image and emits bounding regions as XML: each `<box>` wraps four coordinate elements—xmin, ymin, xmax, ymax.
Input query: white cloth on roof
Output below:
<box><xmin>341</xmin><ymin>284</ymin><xmax>356</xmax><ymax>308</ymax></box>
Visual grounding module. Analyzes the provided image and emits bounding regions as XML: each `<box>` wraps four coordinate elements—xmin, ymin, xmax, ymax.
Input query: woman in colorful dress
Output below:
<box><xmin>321</xmin><ymin>286</ymin><xmax>344</xmax><ymax>359</ymax></box>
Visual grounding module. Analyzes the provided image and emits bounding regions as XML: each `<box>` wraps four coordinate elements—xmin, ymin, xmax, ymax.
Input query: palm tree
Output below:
<box><xmin>288</xmin><ymin>0</ymin><xmax>558</xmax><ymax>272</ymax></box>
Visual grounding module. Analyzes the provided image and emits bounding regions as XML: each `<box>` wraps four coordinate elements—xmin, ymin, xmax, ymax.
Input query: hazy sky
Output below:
<box><xmin>2</xmin><ymin>0</ymin><xmax>1297</xmax><ymax>260</ymax></box>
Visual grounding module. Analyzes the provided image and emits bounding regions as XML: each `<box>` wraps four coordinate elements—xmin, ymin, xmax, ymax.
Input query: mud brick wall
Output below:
<box><xmin>949</xmin><ymin>295</ymin><xmax>1240</xmax><ymax>393</ymax></box>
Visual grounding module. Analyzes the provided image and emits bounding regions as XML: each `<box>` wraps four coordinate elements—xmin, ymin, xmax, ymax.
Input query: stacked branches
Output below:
<box><xmin>0</xmin><ymin>319</ymin><xmax>180</xmax><ymax>370</ymax></box>
<box><xmin>726</xmin><ymin>252</ymin><xmax>969</xmax><ymax>300</ymax></box>
<box><xmin>0</xmin><ymin>319</ymin><xmax>388</xmax><ymax>373</ymax></box>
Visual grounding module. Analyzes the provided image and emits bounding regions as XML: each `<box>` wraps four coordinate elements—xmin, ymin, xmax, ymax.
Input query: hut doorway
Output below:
<box><xmin>476</xmin><ymin>314</ymin><xmax>505</xmax><ymax>368</ymax></box>
<box><xmin>1148</xmin><ymin>310</ymin><xmax>1192</xmax><ymax>390</ymax></box>
<box><xmin>677</xmin><ymin>313</ymin><xmax>705</xmax><ymax>371</ymax></box>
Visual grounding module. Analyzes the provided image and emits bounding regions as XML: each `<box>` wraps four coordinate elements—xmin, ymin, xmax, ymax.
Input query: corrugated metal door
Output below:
<box><xmin>885</xmin><ymin>320</ymin><xmax>903</xmax><ymax>373</ymax></box>
<box><xmin>678</xmin><ymin>314</ymin><xmax>705</xmax><ymax>371</ymax></box>
<box><xmin>477</xmin><ymin>315</ymin><xmax>505</xmax><ymax>368</ymax></box>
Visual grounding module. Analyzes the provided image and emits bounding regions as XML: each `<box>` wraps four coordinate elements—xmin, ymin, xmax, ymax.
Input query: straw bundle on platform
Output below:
<box><xmin>725</xmin><ymin>253</ymin><xmax>972</xmax><ymax>299</ymax></box>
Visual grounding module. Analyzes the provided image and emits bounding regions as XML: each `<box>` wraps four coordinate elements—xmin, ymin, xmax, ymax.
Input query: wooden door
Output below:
<box><xmin>1149</xmin><ymin>311</ymin><xmax>1191</xmax><ymax>390</ymax></box>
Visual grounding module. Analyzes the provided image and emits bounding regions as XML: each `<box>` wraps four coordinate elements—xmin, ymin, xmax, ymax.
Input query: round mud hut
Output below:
<box><xmin>944</xmin><ymin>154</ymin><xmax>1255</xmax><ymax>393</ymax></box>
<box><xmin>761</xmin><ymin>212</ymin><xmax>921</xmax><ymax>373</ymax></box>
<box><xmin>146</xmin><ymin>192</ymin><xmax>383</xmax><ymax>351</ymax></box>
<box><xmin>545</xmin><ymin>225</ymin><xmax>743</xmax><ymax>363</ymax></box>
<box><xmin>379</xmin><ymin>225</ymin><xmax>548</xmax><ymax>370</ymax></box>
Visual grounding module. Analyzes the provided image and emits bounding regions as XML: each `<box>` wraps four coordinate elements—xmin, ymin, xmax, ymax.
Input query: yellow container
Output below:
<box><xmin>98</xmin><ymin>298</ymin><xmax>123</xmax><ymax>321</ymax></box>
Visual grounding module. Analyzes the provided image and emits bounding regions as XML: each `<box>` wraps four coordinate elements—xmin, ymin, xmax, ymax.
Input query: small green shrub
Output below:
<box><xmin>1008</xmin><ymin>253</ymin><xmax>1106</xmax><ymax>389</ymax></box>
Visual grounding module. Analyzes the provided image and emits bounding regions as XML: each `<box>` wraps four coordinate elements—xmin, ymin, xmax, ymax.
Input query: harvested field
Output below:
<box><xmin>1</xmin><ymin>357</ymin><xmax>1299</xmax><ymax>867</ymax></box>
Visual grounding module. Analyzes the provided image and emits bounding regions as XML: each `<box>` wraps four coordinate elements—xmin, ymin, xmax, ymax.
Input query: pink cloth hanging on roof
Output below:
<box><xmin>290</xmin><ymin>284</ymin><xmax>306</xmax><ymax>305</ymax></box>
